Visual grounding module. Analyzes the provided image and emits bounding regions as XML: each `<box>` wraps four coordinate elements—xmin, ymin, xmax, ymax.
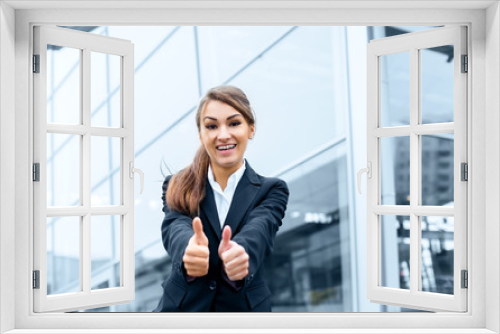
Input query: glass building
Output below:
<box><xmin>45</xmin><ymin>26</ymin><xmax>454</xmax><ymax>312</ymax></box>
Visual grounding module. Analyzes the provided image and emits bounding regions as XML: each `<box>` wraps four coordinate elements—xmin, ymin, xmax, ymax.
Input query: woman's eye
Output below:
<box><xmin>206</xmin><ymin>124</ymin><xmax>217</xmax><ymax>130</ymax></box>
<box><xmin>230</xmin><ymin>121</ymin><xmax>241</xmax><ymax>127</ymax></box>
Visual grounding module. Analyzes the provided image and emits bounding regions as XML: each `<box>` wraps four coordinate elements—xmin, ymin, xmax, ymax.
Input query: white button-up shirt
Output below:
<box><xmin>207</xmin><ymin>160</ymin><xmax>246</xmax><ymax>228</ymax></box>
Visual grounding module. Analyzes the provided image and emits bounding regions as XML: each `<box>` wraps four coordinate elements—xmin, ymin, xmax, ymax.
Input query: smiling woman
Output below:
<box><xmin>154</xmin><ymin>85</ymin><xmax>289</xmax><ymax>312</ymax></box>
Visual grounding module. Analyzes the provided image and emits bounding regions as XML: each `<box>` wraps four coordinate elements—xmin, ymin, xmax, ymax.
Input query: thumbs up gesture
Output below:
<box><xmin>182</xmin><ymin>217</ymin><xmax>209</xmax><ymax>277</ymax></box>
<box><xmin>218</xmin><ymin>226</ymin><xmax>249</xmax><ymax>281</ymax></box>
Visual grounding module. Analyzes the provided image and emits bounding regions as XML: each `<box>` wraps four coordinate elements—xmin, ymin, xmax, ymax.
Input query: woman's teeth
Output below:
<box><xmin>217</xmin><ymin>144</ymin><xmax>236</xmax><ymax>151</ymax></box>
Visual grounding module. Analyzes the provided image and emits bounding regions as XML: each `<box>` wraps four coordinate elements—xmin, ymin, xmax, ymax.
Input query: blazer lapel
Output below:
<box><xmin>223</xmin><ymin>162</ymin><xmax>261</xmax><ymax>236</ymax></box>
<box><xmin>200</xmin><ymin>181</ymin><xmax>222</xmax><ymax>238</ymax></box>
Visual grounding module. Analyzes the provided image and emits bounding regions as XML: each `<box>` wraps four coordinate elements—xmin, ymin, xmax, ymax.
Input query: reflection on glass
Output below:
<box><xmin>381</xmin><ymin>136</ymin><xmax>410</xmax><ymax>205</ymax></box>
<box><xmin>421</xmin><ymin>134</ymin><xmax>454</xmax><ymax>206</ymax></box>
<box><xmin>47</xmin><ymin>217</ymin><xmax>80</xmax><ymax>295</ymax></box>
<box><xmin>266</xmin><ymin>144</ymin><xmax>349</xmax><ymax>312</ymax></box>
<box><xmin>47</xmin><ymin>45</ymin><xmax>80</xmax><ymax>124</ymax></box>
<box><xmin>47</xmin><ymin>134</ymin><xmax>80</xmax><ymax>207</ymax></box>
<box><xmin>421</xmin><ymin>46</ymin><xmax>454</xmax><ymax>124</ymax></box>
<box><xmin>381</xmin><ymin>215</ymin><xmax>410</xmax><ymax>290</ymax></box>
<box><xmin>421</xmin><ymin>216</ymin><xmax>454</xmax><ymax>295</ymax></box>
<box><xmin>381</xmin><ymin>52</ymin><xmax>410</xmax><ymax>127</ymax></box>
<box><xmin>91</xmin><ymin>136</ymin><xmax>121</xmax><ymax>206</ymax></box>
<box><xmin>91</xmin><ymin>52</ymin><xmax>121</xmax><ymax>128</ymax></box>
<box><xmin>91</xmin><ymin>216</ymin><xmax>121</xmax><ymax>290</ymax></box>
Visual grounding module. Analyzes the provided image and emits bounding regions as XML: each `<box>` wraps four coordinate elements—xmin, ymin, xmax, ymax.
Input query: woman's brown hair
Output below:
<box><xmin>166</xmin><ymin>85</ymin><xmax>256</xmax><ymax>217</ymax></box>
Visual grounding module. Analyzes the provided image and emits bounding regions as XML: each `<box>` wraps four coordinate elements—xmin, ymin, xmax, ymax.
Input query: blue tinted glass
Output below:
<box><xmin>421</xmin><ymin>46</ymin><xmax>454</xmax><ymax>124</ymax></box>
<box><xmin>91</xmin><ymin>215</ymin><xmax>121</xmax><ymax>290</ymax></box>
<box><xmin>47</xmin><ymin>133</ymin><xmax>80</xmax><ymax>207</ymax></box>
<box><xmin>91</xmin><ymin>136</ymin><xmax>121</xmax><ymax>206</ymax></box>
<box><xmin>91</xmin><ymin>51</ymin><xmax>121</xmax><ymax>128</ymax></box>
<box><xmin>47</xmin><ymin>217</ymin><xmax>80</xmax><ymax>295</ymax></box>
<box><xmin>380</xmin><ymin>52</ymin><xmax>410</xmax><ymax>127</ymax></box>
<box><xmin>47</xmin><ymin>45</ymin><xmax>80</xmax><ymax>125</ymax></box>
<box><xmin>381</xmin><ymin>136</ymin><xmax>410</xmax><ymax>205</ymax></box>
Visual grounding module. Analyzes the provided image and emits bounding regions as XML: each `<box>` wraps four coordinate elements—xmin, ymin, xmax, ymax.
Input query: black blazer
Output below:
<box><xmin>153</xmin><ymin>162</ymin><xmax>289</xmax><ymax>312</ymax></box>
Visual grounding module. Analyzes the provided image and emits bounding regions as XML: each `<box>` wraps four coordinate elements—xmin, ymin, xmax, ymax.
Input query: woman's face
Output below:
<box><xmin>199</xmin><ymin>100</ymin><xmax>255</xmax><ymax>176</ymax></box>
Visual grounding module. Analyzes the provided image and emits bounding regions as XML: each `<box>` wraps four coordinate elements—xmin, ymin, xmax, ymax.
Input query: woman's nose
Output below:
<box><xmin>218</xmin><ymin>126</ymin><xmax>231</xmax><ymax>140</ymax></box>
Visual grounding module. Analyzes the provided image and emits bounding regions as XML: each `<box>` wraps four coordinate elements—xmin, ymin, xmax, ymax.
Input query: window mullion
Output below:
<box><xmin>82</xmin><ymin>48</ymin><xmax>91</xmax><ymax>294</ymax></box>
<box><xmin>409</xmin><ymin>46</ymin><xmax>420</xmax><ymax>295</ymax></box>
<box><xmin>122</xmin><ymin>52</ymin><xmax>135</xmax><ymax>291</ymax></box>
<box><xmin>82</xmin><ymin>48</ymin><xmax>90</xmax><ymax>208</ymax></box>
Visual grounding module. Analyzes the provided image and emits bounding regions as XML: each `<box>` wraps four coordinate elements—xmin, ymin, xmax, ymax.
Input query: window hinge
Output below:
<box><xmin>33</xmin><ymin>270</ymin><xmax>40</xmax><ymax>289</ymax></box>
<box><xmin>33</xmin><ymin>163</ymin><xmax>40</xmax><ymax>182</ymax></box>
<box><xmin>461</xmin><ymin>162</ymin><xmax>468</xmax><ymax>181</ymax></box>
<box><xmin>461</xmin><ymin>270</ymin><xmax>468</xmax><ymax>289</ymax></box>
<box><xmin>461</xmin><ymin>54</ymin><xmax>468</xmax><ymax>73</ymax></box>
<box><xmin>33</xmin><ymin>54</ymin><xmax>40</xmax><ymax>73</ymax></box>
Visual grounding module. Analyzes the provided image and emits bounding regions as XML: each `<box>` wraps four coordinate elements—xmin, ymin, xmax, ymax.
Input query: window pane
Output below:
<box><xmin>47</xmin><ymin>134</ymin><xmax>80</xmax><ymax>207</ymax></box>
<box><xmin>47</xmin><ymin>45</ymin><xmax>80</xmax><ymax>125</ymax></box>
<box><xmin>381</xmin><ymin>136</ymin><xmax>410</xmax><ymax>205</ymax></box>
<box><xmin>381</xmin><ymin>215</ymin><xmax>410</xmax><ymax>290</ymax></box>
<box><xmin>421</xmin><ymin>134</ymin><xmax>454</xmax><ymax>206</ymax></box>
<box><xmin>47</xmin><ymin>217</ymin><xmax>80</xmax><ymax>295</ymax></box>
<box><xmin>91</xmin><ymin>215</ymin><xmax>121</xmax><ymax>290</ymax></box>
<box><xmin>421</xmin><ymin>216</ymin><xmax>454</xmax><ymax>295</ymax></box>
<box><xmin>421</xmin><ymin>46</ymin><xmax>454</xmax><ymax>124</ymax></box>
<box><xmin>91</xmin><ymin>136</ymin><xmax>121</xmax><ymax>206</ymax></box>
<box><xmin>380</xmin><ymin>52</ymin><xmax>410</xmax><ymax>127</ymax></box>
<box><xmin>91</xmin><ymin>52</ymin><xmax>121</xmax><ymax>128</ymax></box>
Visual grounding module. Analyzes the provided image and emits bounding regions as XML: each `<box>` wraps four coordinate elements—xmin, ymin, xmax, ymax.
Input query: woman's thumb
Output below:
<box><xmin>221</xmin><ymin>225</ymin><xmax>232</xmax><ymax>248</ymax></box>
<box><xmin>192</xmin><ymin>217</ymin><xmax>207</xmax><ymax>245</ymax></box>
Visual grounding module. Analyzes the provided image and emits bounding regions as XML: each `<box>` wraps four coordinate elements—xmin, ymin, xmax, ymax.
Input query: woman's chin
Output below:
<box><xmin>213</xmin><ymin>158</ymin><xmax>242</xmax><ymax>170</ymax></box>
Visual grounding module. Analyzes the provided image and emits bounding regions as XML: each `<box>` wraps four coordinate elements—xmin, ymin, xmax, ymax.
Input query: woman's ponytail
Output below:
<box><xmin>166</xmin><ymin>146</ymin><xmax>210</xmax><ymax>217</ymax></box>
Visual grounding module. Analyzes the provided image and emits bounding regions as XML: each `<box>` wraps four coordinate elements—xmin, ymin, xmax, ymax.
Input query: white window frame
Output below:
<box><xmin>1</xmin><ymin>2</ymin><xmax>498</xmax><ymax>333</ymax></box>
<box><xmin>33</xmin><ymin>25</ymin><xmax>136</xmax><ymax>312</ymax></box>
<box><xmin>365</xmin><ymin>26</ymin><xmax>467</xmax><ymax>312</ymax></box>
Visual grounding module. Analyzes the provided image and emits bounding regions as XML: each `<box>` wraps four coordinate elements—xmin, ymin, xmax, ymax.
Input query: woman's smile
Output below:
<box><xmin>216</xmin><ymin>144</ymin><xmax>237</xmax><ymax>153</ymax></box>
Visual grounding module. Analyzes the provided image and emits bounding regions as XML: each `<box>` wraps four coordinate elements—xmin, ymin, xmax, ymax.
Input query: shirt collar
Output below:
<box><xmin>208</xmin><ymin>159</ymin><xmax>246</xmax><ymax>193</ymax></box>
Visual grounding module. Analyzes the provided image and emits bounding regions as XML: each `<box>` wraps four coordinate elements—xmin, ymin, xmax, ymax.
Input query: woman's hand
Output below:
<box><xmin>182</xmin><ymin>217</ymin><xmax>209</xmax><ymax>277</ymax></box>
<box><xmin>218</xmin><ymin>226</ymin><xmax>249</xmax><ymax>281</ymax></box>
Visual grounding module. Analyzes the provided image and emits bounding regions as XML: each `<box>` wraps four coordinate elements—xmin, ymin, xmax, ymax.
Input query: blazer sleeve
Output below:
<box><xmin>160</xmin><ymin>176</ymin><xmax>193</xmax><ymax>272</ymax></box>
<box><xmin>231</xmin><ymin>178</ymin><xmax>290</xmax><ymax>284</ymax></box>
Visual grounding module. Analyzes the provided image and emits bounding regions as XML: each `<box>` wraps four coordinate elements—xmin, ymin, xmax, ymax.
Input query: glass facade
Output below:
<box><xmin>45</xmin><ymin>25</ymin><xmax>454</xmax><ymax>312</ymax></box>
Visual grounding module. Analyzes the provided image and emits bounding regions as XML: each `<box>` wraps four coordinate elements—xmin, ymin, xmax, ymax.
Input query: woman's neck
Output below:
<box><xmin>211</xmin><ymin>160</ymin><xmax>243</xmax><ymax>191</ymax></box>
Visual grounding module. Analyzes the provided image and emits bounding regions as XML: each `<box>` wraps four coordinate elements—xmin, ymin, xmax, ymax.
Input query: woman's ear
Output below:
<box><xmin>249</xmin><ymin>125</ymin><xmax>255</xmax><ymax>139</ymax></box>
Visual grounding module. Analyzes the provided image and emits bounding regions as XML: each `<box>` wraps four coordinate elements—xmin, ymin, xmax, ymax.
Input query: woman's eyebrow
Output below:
<box><xmin>204</xmin><ymin>114</ymin><xmax>241</xmax><ymax>121</ymax></box>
